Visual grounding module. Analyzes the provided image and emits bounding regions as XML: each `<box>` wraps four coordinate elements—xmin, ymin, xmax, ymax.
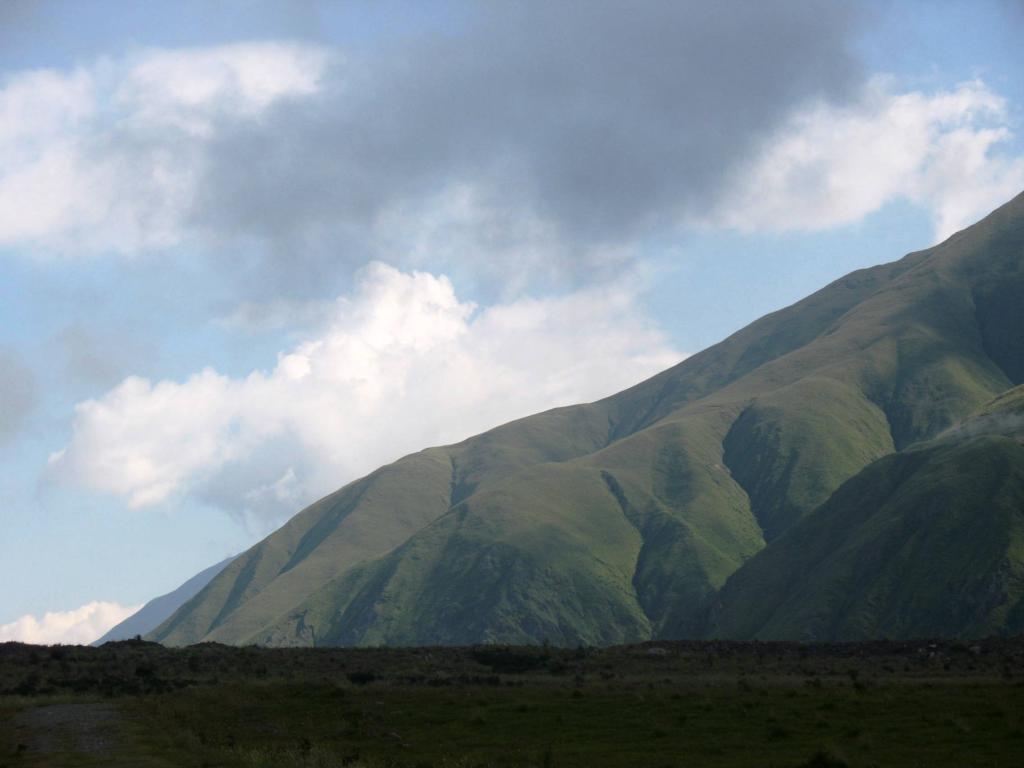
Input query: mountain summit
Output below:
<box><xmin>151</xmin><ymin>192</ymin><xmax>1024</xmax><ymax>646</ymax></box>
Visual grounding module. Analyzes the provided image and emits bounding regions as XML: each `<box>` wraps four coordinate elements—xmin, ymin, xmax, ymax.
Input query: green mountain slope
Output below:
<box><xmin>708</xmin><ymin>385</ymin><xmax>1024</xmax><ymax>640</ymax></box>
<box><xmin>151</xmin><ymin>191</ymin><xmax>1024</xmax><ymax>647</ymax></box>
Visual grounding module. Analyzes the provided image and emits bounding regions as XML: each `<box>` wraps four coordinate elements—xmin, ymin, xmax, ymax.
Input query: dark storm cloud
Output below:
<box><xmin>54</xmin><ymin>326</ymin><xmax>149</xmax><ymax>391</ymax></box>
<box><xmin>189</xmin><ymin>0</ymin><xmax>865</xmax><ymax>283</ymax></box>
<box><xmin>0</xmin><ymin>349</ymin><xmax>35</xmax><ymax>443</ymax></box>
<box><xmin>0</xmin><ymin>0</ymin><xmax>38</xmax><ymax>29</ymax></box>
<box><xmin>0</xmin><ymin>0</ymin><xmax>39</xmax><ymax>50</ymax></box>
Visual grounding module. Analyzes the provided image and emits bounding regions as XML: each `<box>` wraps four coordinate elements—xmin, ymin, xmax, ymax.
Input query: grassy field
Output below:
<box><xmin>2</xmin><ymin>638</ymin><xmax>1024</xmax><ymax>767</ymax></box>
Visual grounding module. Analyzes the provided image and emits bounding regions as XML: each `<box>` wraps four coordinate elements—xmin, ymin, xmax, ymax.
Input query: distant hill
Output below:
<box><xmin>95</xmin><ymin>556</ymin><xmax>234</xmax><ymax>645</ymax></box>
<box><xmin>151</xmin><ymin>191</ymin><xmax>1024</xmax><ymax>646</ymax></box>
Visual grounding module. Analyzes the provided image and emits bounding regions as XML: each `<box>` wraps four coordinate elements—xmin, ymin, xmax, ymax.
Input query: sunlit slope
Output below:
<box><xmin>154</xmin><ymin>405</ymin><xmax>626</xmax><ymax>645</ymax></box>
<box><xmin>709</xmin><ymin>385</ymin><xmax>1024</xmax><ymax>640</ymax></box>
<box><xmin>152</xmin><ymin>191</ymin><xmax>1024</xmax><ymax>646</ymax></box>
<box><xmin>255</xmin><ymin>410</ymin><xmax>764</xmax><ymax>646</ymax></box>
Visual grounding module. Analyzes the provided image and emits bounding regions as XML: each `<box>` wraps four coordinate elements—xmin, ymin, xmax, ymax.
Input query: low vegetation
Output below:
<box><xmin>3</xmin><ymin>638</ymin><xmax>1024</xmax><ymax>766</ymax></box>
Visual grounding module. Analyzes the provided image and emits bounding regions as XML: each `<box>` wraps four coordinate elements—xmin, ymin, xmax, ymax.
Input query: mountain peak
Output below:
<box><xmin>151</xmin><ymin>195</ymin><xmax>1024</xmax><ymax>647</ymax></box>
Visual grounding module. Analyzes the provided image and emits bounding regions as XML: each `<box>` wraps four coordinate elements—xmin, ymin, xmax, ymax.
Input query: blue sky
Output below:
<box><xmin>1</xmin><ymin>0</ymin><xmax>1023</xmax><ymax>644</ymax></box>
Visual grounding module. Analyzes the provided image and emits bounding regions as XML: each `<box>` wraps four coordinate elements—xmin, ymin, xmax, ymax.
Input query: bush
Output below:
<box><xmin>346</xmin><ymin>671</ymin><xmax>376</xmax><ymax>686</ymax></box>
<box><xmin>795</xmin><ymin>751</ymin><xmax>849</xmax><ymax>768</ymax></box>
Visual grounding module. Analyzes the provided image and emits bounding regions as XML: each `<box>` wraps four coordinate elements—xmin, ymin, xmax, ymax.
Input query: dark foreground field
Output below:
<box><xmin>2</xmin><ymin>639</ymin><xmax>1024</xmax><ymax>767</ymax></box>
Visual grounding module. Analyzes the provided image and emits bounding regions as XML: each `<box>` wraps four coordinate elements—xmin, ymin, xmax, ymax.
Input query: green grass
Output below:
<box><xmin>126</xmin><ymin>680</ymin><xmax>1024</xmax><ymax>768</ymax></box>
<box><xmin>5</xmin><ymin>639</ymin><xmax>1024</xmax><ymax>767</ymax></box>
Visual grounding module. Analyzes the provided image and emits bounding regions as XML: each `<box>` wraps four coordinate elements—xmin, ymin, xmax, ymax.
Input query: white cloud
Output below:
<box><xmin>0</xmin><ymin>6</ymin><xmax>862</xmax><ymax>275</ymax></box>
<box><xmin>118</xmin><ymin>43</ymin><xmax>328</xmax><ymax>134</ymax></box>
<box><xmin>0</xmin><ymin>66</ymin><xmax>95</xmax><ymax>147</ymax></box>
<box><xmin>6</xmin><ymin>39</ymin><xmax>1017</xmax><ymax>271</ymax></box>
<box><xmin>50</xmin><ymin>263</ymin><xmax>681</xmax><ymax>523</ymax></box>
<box><xmin>0</xmin><ymin>42</ymin><xmax>328</xmax><ymax>255</ymax></box>
<box><xmin>711</xmin><ymin>78</ymin><xmax>1024</xmax><ymax>242</ymax></box>
<box><xmin>0</xmin><ymin>601</ymin><xmax>141</xmax><ymax>645</ymax></box>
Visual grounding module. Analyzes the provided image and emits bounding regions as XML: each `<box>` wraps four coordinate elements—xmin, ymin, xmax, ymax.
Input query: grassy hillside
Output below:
<box><xmin>709</xmin><ymin>386</ymin><xmax>1024</xmax><ymax>640</ymax></box>
<box><xmin>152</xmin><ymin>191</ymin><xmax>1024</xmax><ymax>647</ymax></box>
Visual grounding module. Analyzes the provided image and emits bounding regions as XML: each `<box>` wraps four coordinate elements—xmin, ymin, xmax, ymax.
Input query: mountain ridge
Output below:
<box><xmin>94</xmin><ymin>556</ymin><xmax>235</xmax><ymax>645</ymax></box>
<box><xmin>150</xmin><ymin>190</ymin><xmax>1024</xmax><ymax>647</ymax></box>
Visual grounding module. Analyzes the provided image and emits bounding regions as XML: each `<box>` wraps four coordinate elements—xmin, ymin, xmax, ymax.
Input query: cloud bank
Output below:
<box><xmin>1</xmin><ymin>5</ymin><xmax>1017</xmax><ymax>283</ymax></box>
<box><xmin>0</xmin><ymin>41</ymin><xmax>328</xmax><ymax>255</ymax></box>
<box><xmin>189</xmin><ymin>1</ymin><xmax>864</xmax><ymax>281</ymax></box>
<box><xmin>0</xmin><ymin>2</ymin><xmax>863</xmax><ymax>284</ymax></box>
<box><xmin>0</xmin><ymin>601</ymin><xmax>141</xmax><ymax>645</ymax></box>
<box><xmin>711</xmin><ymin>78</ymin><xmax>1024</xmax><ymax>241</ymax></box>
<box><xmin>51</xmin><ymin>263</ymin><xmax>680</xmax><ymax>523</ymax></box>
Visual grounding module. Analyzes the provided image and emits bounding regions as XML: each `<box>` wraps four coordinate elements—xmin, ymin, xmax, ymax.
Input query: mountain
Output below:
<box><xmin>708</xmin><ymin>385</ymin><xmax>1024</xmax><ymax>640</ymax></box>
<box><xmin>94</xmin><ymin>556</ymin><xmax>234</xmax><ymax>645</ymax></box>
<box><xmin>151</xmin><ymin>191</ymin><xmax>1024</xmax><ymax>647</ymax></box>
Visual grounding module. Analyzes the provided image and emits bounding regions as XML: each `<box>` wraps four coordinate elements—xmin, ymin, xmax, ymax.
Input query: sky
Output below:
<box><xmin>1</xmin><ymin>0</ymin><xmax>1023</xmax><ymax>644</ymax></box>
